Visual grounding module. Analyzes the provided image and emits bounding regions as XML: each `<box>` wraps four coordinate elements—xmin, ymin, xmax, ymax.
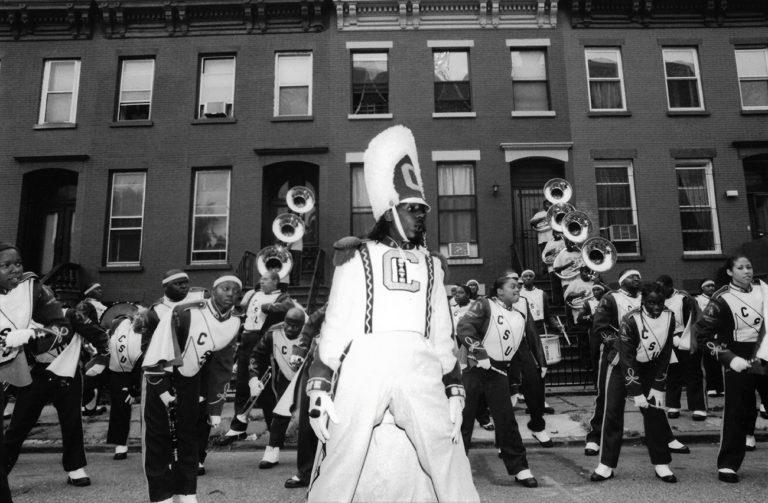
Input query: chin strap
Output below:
<box><xmin>390</xmin><ymin>203</ymin><xmax>409</xmax><ymax>243</ymax></box>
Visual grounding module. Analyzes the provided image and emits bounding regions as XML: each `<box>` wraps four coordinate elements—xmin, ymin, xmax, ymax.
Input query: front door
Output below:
<box><xmin>748</xmin><ymin>192</ymin><xmax>768</xmax><ymax>239</ymax></box>
<box><xmin>262</xmin><ymin>162</ymin><xmax>319</xmax><ymax>250</ymax></box>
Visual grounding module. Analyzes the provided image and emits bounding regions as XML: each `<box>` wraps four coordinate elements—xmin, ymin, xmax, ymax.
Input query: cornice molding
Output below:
<box><xmin>333</xmin><ymin>0</ymin><xmax>558</xmax><ymax>31</ymax></box>
<box><xmin>0</xmin><ymin>1</ymin><xmax>94</xmax><ymax>40</ymax></box>
<box><xmin>569</xmin><ymin>0</ymin><xmax>768</xmax><ymax>29</ymax></box>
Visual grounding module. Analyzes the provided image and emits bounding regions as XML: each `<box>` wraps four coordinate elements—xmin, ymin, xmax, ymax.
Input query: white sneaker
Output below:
<box><xmin>585</xmin><ymin>441</ymin><xmax>600</xmax><ymax>455</ymax></box>
<box><xmin>177</xmin><ymin>495</ymin><xmax>198</xmax><ymax>503</ymax></box>
<box><xmin>531</xmin><ymin>429</ymin><xmax>553</xmax><ymax>447</ymax></box>
<box><xmin>707</xmin><ymin>390</ymin><xmax>718</xmax><ymax>397</ymax></box>
<box><xmin>746</xmin><ymin>435</ymin><xmax>756</xmax><ymax>451</ymax></box>
<box><xmin>259</xmin><ymin>446</ymin><xmax>280</xmax><ymax>469</ymax></box>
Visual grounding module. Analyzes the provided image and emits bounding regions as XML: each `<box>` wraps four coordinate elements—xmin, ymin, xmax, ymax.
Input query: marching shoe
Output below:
<box><xmin>178</xmin><ymin>494</ymin><xmax>199</xmax><ymax>503</ymax></box>
<box><xmin>285</xmin><ymin>476</ymin><xmax>309</xmax><ymax>489</ymax></box>
<box><xmin>692</xmin><ymin>410</ymin><xmax>707</xmax><ymax>421</ymax></box>
<box><xmin>717</xmin><ymin>469</ymin><xmax>739</xmax><ymax>483</ymax></box>
<box><xmin>667</xmin><ymin>409</ymin><xmax>680</xmax><ymax>419</ymax></box>
<box><xmin>259</xmin><ymin>446</ymin><xmax>280</xmax><ymax>469</ymax></box>
<box><xmin>707</xmin><ymin>389</ymin><xmax>718</xmax><ymax>397</ymax></box>
<box><xmin>514</xmin><ymin>469</ymin><xmax>538</xmax><ymax>488</ymax></box>
<box><xmin>590</xmin><ymin>464</ymin><xmax>613</xmax><ymax>482</ymax></box>
<box><xmin>67</xmin><ymin>469</ymin><xmax>90</xmax><ymax>487</ymax></box>
<box><xmin>114</xmin><ymin>445</ymin><xmax>128</xmax><ymax>460</ymax></box>
<box><xmin>584</xmin><ymin>442</ymin><xmax>600</xmax><ymax>456</ymax></box>
<box><xmin>668</xmin><ymin>440</ymin><xmax>690</xmax><ymax>454</ymax></box>
<box><xmin>218</xmin><ymin>416</ymin><xmax>248</xmax><ymax>446</ymax></box>
<box><xmin>543</xmin><ymin>402</ymin><xmax>555</xmax><ymax>415</ymax></box>
<box><xmin>745</xmin><ymin>435</ymin><xmax>756</xmax><ymax>452</ymax></box>
<box><xmin>480</xmin><ymin>420</ymin><xmax>495</xmax><ymax>431</ymax></box>
<box><xmin>760</xmin><ymin>404</ymin><xmax>768</xmax><ymax>420</ymax></box>
<box><xmin>197</xmin><ymin>463</ymin><xmax>205</xmax><ymax>476</ymax></box>
<box><xmin>531</xmin><ymin>429</ymin><xmax>554</xmax><ymax>448</ymax></box>
<box><xmin>654</xmin><ymin>465</ymin><xmax>676</xmax><ymax>483</ymax></box>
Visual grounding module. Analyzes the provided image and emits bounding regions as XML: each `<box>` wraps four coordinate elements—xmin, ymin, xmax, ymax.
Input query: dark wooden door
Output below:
<box><xmin>748</xmin><ymin>192</ymin><xmax>768</xmax><ymax>239</ymax></box>
<box><xmin>261</xmin><ymin>162</ymin><xmax>319</xmax><ymax>249</ymax></box>
<box><xmin>512</xmin><ymin>188</ymin><xmax>544</xmax><ymax>271</ymax></box>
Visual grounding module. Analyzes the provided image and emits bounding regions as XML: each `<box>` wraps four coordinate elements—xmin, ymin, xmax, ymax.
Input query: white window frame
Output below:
<box><xmin>197</xmin><ymin>56</ymin><xmax>236</xmax><ymax>118</ymax></box>
<box><xmin>273</xmin><ymin>52</ymin><xmax>313</xmax><ymax>117</ymax></box>
<box><xmin>675</xmin><ymin>160</ymin><xmax>722</xmax><ymax>255</ymax></box>
<box><xmin>106</xmin><ymin>172</ymin><xmax>146</xmax><ymax>267</ymax></box>
<box><xmin>38</xmin><ymin>59</ymin><xmax>81</xmax><ymax>125</ymax></box>
<box><xmin>432</xmin><ymin>48</ymin><xmax>473</xmax><ymax>116</ymax></box>
<box><xmin>349</xmin><ymin>163</ymin><xmax>372</xmax><ymax>236</ymax></box>
<box><xmin>436</xmin><ymin>160</ymin><xmax>479</xmax><ymax>259</ymax></box>
<box><xmin>509</xmin><ymin>47</ymin><xmax>553</xmax><ymax>116</ymax></box>
<box><xmin>735</xmin><ymin>48</ymin><xmax>768</xmax><ymax>111</ymax></box>
<box><xmin>349</xmin><ymin>50</ymin><xmax>392</xmax><ymax>119</ymax></box>
<box><xmin>117</xmin><ymin>58</ymin><xmax>155</xmax><ymax>121</ymax></box>
<box><xmin>190</xmin><ymin>170</ymin><xmax>231</xmax><ymax>264</ymax></box>
<box><xmin>584</xmin><ymin>48</ymin><xmax>627</xmax><ymax>112</ymax></box>
<box><xmin>662</xmin><ymin>47</ymin><xmax>705</xmax><ymax>111</ymax></box>
<box><xmin>594</xmin><ymin>161</ymin><xmax>641</xmax><ymax>256</ymax></box>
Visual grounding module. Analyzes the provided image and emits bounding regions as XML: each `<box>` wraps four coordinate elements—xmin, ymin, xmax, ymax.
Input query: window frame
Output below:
<box><xmin>675</xmin><ymin>160</ymin><xmax>722</xmax><ymax>255</ymax></box>
<box><xmin>350</xmin><ymin>50</ymin><xmax>390</xmax><ymax>116</ymax></box>
<box><xmin>273</xmin><ymin>51</ymin><xmax>313</xmax><ymax>117</ymax></box>
<box><xmin>196</xmin><ymin>55</ymin><xmax>236</xmax><ymax>119</ymax></box>
<box><xmin>734</xmin><ymin>47</ymin><xmax>768</xmax><ymax>111</ymax></box>
<box><xmin>116</xmin><ymin>57</ymin><xmax>155</xmax><ymax>122</ymax></box>
<box><xmin>432</xmin><ymin>48</ymin><xmax>472</xmax><ymax>114</ymax></box>
<box><xmin>584</xmin><ymin>48</ymin><xmax>627</xmax><ymax>112</ymax></box>
<box><xmin>661</xmin><ymin>47</ymin><xmax>705</xmax><ymax>112</ymax></box>
<box><xmin>190</xmin><ymin>169</ymin><xmax>232</xmax><ymax>264</ymax></box>
<box><xmin>38</xmin><ymin>59</ymin><xmax>81</xmax><ymax>125</ymax></box>
<box><xmin>349</xmin><ymin>162</ymin><xmax>373</xmax><ymax>236</ymax></box>
<box><xmin>510</xmin><ymin>47</ymin><xmax>552</xmax><ymax>113</ymax></box>
<box><xmin>106</xmin><ymin>171</ymin><xmax>147</xmax><ymax>267</ymax></box>
<box><xmin>594</xmin><ymin>161</ymin><xmax>641</xmax><ymax>257</ymax></box>
<box><xmin>436</xmin><ymin>161</ymin><xmax>479</xmax><ymax>258</ymax></box>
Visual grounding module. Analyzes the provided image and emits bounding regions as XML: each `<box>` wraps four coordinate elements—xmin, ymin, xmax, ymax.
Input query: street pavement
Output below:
<box><xmin>10</xmin><ymin>445</ymin><xmax>768</xmax><ymax>502</ymax></box>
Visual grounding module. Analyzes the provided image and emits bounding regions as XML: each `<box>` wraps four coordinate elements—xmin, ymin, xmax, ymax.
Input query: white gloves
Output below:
<box><xmin>159</xmin><ymin>391</ymin><xmax>176</xmax><ymax>407</ymax></box>
<box><xmin>289</xmin><ymin>354</ymin><xmax>304</xmax><ymax>370</ymax></box>
<box><xmin>476</xmin><ymin>359</ymin><xmax>492</xmax><ymax>370</ymax></box>
<box><xmin>730</xmin><ymin>357</ymin><xmax>751</xmax><ymax>373</ymax></box>
<box><xmin>85</xmin><ymin>363</ymin><xmax>106</xmax><ymax>377</ymax></box>
<box><xmin>633</xmin><ymin>394</ymin><xmax>649</xmax><ymax>409</ymax></box>
<box><xmin>2</xmin><ymin>328</ymin><xmax>35</xmax><ymax>348</ymax></box>
<box><xmin>308</xmin><ymin>390</ymin><xmax>339</xmax><ymax>443</ymax></box>
<box><xmin>248</xmin><ymin>377</ymin><xmax>265</xmax><ymax>398</ymax></box>
<box><xmin>448</xmin><ymin>396</ymin><xmax>464</xmax><ymax>444</ymax></box>
<box><xmin>209</xmin><ymin>415</ymin><xmax>221</xmax><ymax>428</ymax></box>
<box><xmin>673</xmin><ymin>336</ymin><xmax>681</xmax><ymax>348</ymax></box>
<box><xmin>648</xmin><ymin>389</ymin><xmax>666</xmax><ymax>408</ymax></box>
<box><xmin>541</xmin><ymin>367</ymin><xmax>548</xmax><ymax>379</ymax></box>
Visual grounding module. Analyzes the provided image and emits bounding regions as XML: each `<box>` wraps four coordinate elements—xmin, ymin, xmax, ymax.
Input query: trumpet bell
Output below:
<box><xmin>272</xmin><ymin>213</ymin><xmax>305</xmax><ymax>244</ymax></box>
<box><xmin>544</xmin><ymin>178</ymin><xmax>573</xmax><ymax>204</ymax></box>
<box><xmin>546</xmin><ymin>202</ymin><xmax>575</xmax><ymax>234</ymax></box>
<box><xmin>562</xmin><ymin>210</ymin><xmax>592</xmax><ymax>244</ymax></box>
<box><xmin>286</xmin><ymin>186</ymin><xmax>316</xmax><ymax>214</ymax></box>
<box><xmin>256</xmin><ymin>245</ymin><xmax>293</xmax><ymax>280</ymax></box>
<box><xmin>581</xmin><ymin>237</ymin><xmax>618</xmax><ymax>273</ymax></box>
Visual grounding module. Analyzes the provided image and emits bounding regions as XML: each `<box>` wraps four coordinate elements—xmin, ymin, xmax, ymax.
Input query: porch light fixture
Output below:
<box><xmin>492</xmin><ymin>182</ymin><xmax>500</xmax><ymax>197</ymax></box>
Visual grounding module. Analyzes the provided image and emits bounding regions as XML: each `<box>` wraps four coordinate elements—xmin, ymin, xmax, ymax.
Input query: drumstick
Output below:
<box><xmin>556</xmin><ymin>316</ymin><xmax>571</xmax><ymax>345</ymax></box>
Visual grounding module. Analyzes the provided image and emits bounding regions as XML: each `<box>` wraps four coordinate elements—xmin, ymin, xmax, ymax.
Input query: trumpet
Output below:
<box><xmin>546</xmin><ymin>202</ymin><xmax>575</xmax><ymax>234</ymax></box>
<box><xmin>544</xmin><ymin>178</ymin><xmax>573</xmax><ymax>205</ymax></box>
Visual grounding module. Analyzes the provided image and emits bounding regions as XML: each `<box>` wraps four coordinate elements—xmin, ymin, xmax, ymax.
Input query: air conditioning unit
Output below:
<box><xmin>609</xmin><ymin>224</ymin><xmax>638</xmax><ymax>241</ymax></box>
<box><xmin>448</xmin><ymin>242</ymin><xmax>471</xmax><ymax>258</ymax></box>
<box><xmin>203</xmin><ymin>101</ymin><xmax>227</xmax><ymax>117</ymax></box>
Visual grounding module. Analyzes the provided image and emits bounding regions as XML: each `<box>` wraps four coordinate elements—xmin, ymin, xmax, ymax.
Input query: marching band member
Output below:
<box><xmin>542</xmin><ymin>232</ymin><xmax>566</xmax><ymax>305</ymax></box>
<box><xmin>306</xmin><ymin>126</ymin><xmax>478</xmax><ymax>502</ymax></box>
<box><xmin>696</xmin><ymin>279</ymin><xmax>724</xmax><ymax>398</ymax></box>
<box><xmin>142</xmin><ymin>270</ymin><xmax>207</xmax><ymax>350</ymax></box>
<box><xmin>656</xmin><ymin>275</ymin><xmax>705</xmax><ymax>421</ymax></box>
<box><xmin>458</xmin><ymin>271</ymin><xmax>545</xmax><ymax>486</ymax></box>
<box><xmin>564</xmin><ymin>266</ymin><xmax>596</xmax><ymax>325</ymax></box>
<box><xmin>0</xmin><ymin>243</ymin><xmax>109</xmax><ymax>489</ymax></box>
<box><xmin>530</xmin><ymin>200</ymin><xmax>553</xmax><ymax>259</ymax></box>
<box><xmin>247</xmin><ymin>307</ymin><xmax>306</xmax><ymax>469</ymax></box>
<box><xmin>221</xmin><ymin>271</ymin><xmax>294</xmax><ymax>445</ymax></box>
<box><xmin>466</xmin><ymin>279</ymin><xmax>483</xmax><ymax>301</ymax></box>
<box><xmin>694</xmin><ymin>254</ymin><xmax>768</xmax><ymax>483</ymax></box>
<box><xmin>449</xmin><ymin>284</ymin><xmax>473</xmax><ymax>330</ymax></box>
<box><xmin>581</xmin><ymin>283</ymin><xmax>607</xmax><ymax>375</ymax></box>
<box><xmin>141</xmin><ymin>275</ymin><xmax>242</xmax><ymax>503</ymax></box>
<box><xmin>591</xmin><ymin>282</ymin><xmax>677</xmax><ymax>483</ymax></box>
<box><xmin>83</xmin><ymin>283</ymin><xmax>107</xmax><ymax>321</ymax></box>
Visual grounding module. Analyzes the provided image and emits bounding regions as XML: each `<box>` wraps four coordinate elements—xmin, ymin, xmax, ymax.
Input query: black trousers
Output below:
<box><xmin>295</xmin><ymin>354</ymin><xmax>317</xmax><ymax>482</ymax></box>
<box><xmin>507</xmin><ymin>350</ymin><xmax>546</xmax><ymax>433</ymax></box>
<box><xmin>462</xmin><ymin>367</ymin><xmax>528</xmax><ymax>475</ymax></box>
<box><xmin>667</xmin><ymin>347</ymin><xmax>706</xmax><ymax>411</ymax></box>
<box><xmin>600</xmin><ymin>361</ymin><xmax>671</xmax><ymax>468</ymax></box>
<box><xmin>0</xmin><ymin>386</ymin><xmax>12</xmax><ymax>503</ymax></box>
<box><xmin>142</xmin><ymin>372</ymin><xmax>210</xmax><ymax>502</ymax></box>
<box><xmin>107</xmin><ymin>370</ymin><xmax>134</xmax><ymax>446</ymax></box>
<box><xmin>703</xmin><ymin>351</ymin><xmax>724</xmax><ymax>394</ymax></box>
<box><xmin>718</xmin><ymin>371</ymin><xmax>768</xmax><ymax>471</ymax></box>
<box><xmin>265</xmin><ymin>372</ymin><xmax>291</xmax><ymax>448</ymax></box>
<box><xmin>3</xmin><ymin>370</ymin><xmax>86</xmax><ymax>473</ymax></box>
<box><xmin>234</xmin><ymin>330</ymin><xmax>262</xmax><ymax>414</ymax></box>
<box><xmin>586</xmin><ymin>346</ymin><xmax>611</xmax><ymax>445</ymax></box>
<box><xmin>746</xmin><ymin>376</ymin><xmax>768</xmax><ymax>436</ymax></box>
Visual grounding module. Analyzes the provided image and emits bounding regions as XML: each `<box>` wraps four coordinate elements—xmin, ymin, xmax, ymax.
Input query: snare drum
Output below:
<box><xmin>540</xmin><ymin>334</ymin><xmax>562</xmax><ymax>365</ymax></box>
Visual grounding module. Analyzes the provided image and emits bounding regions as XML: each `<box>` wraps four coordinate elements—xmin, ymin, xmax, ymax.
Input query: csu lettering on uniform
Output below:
<box><xmin>197</xmin><ymin>332</ymin><xmax>208</xmax><ymax>345</ymax></box>
<box><xmin>382</xmin><ymin>250</ymin><xmax>420</xmax><ymax>292</ymax></box>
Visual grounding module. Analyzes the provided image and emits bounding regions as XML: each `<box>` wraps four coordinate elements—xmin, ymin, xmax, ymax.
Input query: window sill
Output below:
<box><xmin>271</xmin><ymin>115</ymin><xmax>314</xmax><ymax>122</ymax></box>
<box><xmin>511</xmin><ymin>110</ymin><xmax>556</xmax><ymax>118</ymax></box>
<box><xmin>348</xmin><ymin>113</ymin><xmax>393</xmax><ymax>120</ymax></box>
<box><xmin>587</xmin><ymin>111</ymin><xmax>631</xmax><ymax>117</ymax></box>
<box><xmin>741</xmin><ymin>109</ymin><xmax>768</xmax><ymax>115</ymax></box>
<box><xmin>667</xmin><ymin>110</ymin><xmax>710</xmax><ymax>117</ymax></box>
<box><xmin>191</xmin><ymin>117</ymin><xmax>237</xmax><ymax>125</ymax></box>
<box><xmin>446</xmin><ymin>257</ymin><xmax>484</xmax><ymax>266</ymax></box>
<box><xmin>110</xmin><ymin>120</ymin><xmax>154</xmax><ymax>128</ymax></box>
<box><xmin>617</xmin><ymin>255</ymin><xmax>645</xmax><ymax>262</ymax></box>
<box><xmin>184</xmin><ymin>263</ymin><xmax>233</xmax><ymax>271</ymax></box>
<box><xmin>432</xmin><ymin>112</ymin><xmax>476</xmax><ymax>119</ymax></box>
<box><xmin>682</xmin><ymin>253</ymin><xmax>725</xmax><ymax>261</ymax></box>
<box><xmin>33</xmin><ymin>123</ymin><xmax>77</xmax><ymax>130</ymax></box>
<box><xmin>99</xmin><ymin>265</ymin><xmax>144</xmax><ymax>273</ymax></box>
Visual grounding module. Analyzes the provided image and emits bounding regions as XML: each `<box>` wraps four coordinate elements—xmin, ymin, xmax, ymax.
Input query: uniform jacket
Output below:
<box><xmin>248</xmin><ymin>321</ymin><xmax>302</xmax><ymax>382</ymax></box>
<box><xmin>592</xmin><ymin>289</ymin><xmax>642</xmax><ymax>345</ymax></box>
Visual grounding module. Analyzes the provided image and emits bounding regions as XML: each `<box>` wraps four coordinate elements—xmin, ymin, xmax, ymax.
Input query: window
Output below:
<box><xmin>274</xmin><ymin>52</ymin><xmax>312</xmax><ymax>117</ymax></box>
<box><xmin>117</xmin><ymin>58</ymin><xmax>155</xmax><ymax>121</ymax></box>
<box><xmin>735</xmin><ymin>48</ymin><xmax>768</xmax><ymax>110</ymax></box>
<box><xmin>438</xmin><ymin>163</ymin><xmax>478</xmax><ymax>258</ymax></box>
<box><xmin>584</xmin><ymin>49</ymin><xmax>626</xmax><ymax>111</ymax></box>
<box><xmin>350</xmin><ymin>164</ymin><xmax>373</xmax><ymax>236</ymax></box>
<box><xmin>351</xmin><ymin>52</ymin><xmax>388</xmax><ymax>115</ymax></box>
<box><xmin>433</xmin><ymin>50</ymin><xmax>471</xmax><ymax>113</ymax></box>
<box><xmin>676</xmin><ymin>161</ymin><xmax>721</xmax><ymax>254</ymax></box>
<box><xmin>510</xmin><ymin>49</ymin><xmax>550</xmax><ymax>111</ymax></box>
<box><xmin>107</xmin><ymin>172</ymin><xmax>146</xmax><ymax>265</ymax></box>
<box><xmin>191</xmin><ymin>170</ymin><xmax>231</xmax><ymax>263</ymax></box>
<box><xmin>595</xmin><ymin>164</ymin><xmax>640</xmax><ymax>255</ymax></box>
<box><xmin>197</xmin><ymin>56</ymin><xmax>235</xmax><ymax>118</ymax></box>
<box><xmin>662</xmin><ymin>48</ymin><xmax>704</xmax><ymax>110</ymax></box>
<box><xmin>38</xmin><ymin>59</ymin><xmax>81</xmax><ymax>124</ymax></box>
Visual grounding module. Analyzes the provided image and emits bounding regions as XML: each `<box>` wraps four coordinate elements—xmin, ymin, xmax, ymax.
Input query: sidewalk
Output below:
<box><xmin>10</xmin><ymin>391</ymin><xmax>768</xmax><ymax>454</ymax></box>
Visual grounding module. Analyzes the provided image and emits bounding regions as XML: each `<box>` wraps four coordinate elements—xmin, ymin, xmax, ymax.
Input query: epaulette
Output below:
<box><xmin>711</xmin><ymin>285</ymin><xmax>729</xmax><ymax>300</ymax></box>
<box><xmin>333</xmin><ymin>236</ymin><xmax>367</xmax><ymax>267</ymax></box>
<box><xmin>626</xmin><ymin>307</ymin><xmax>642</xmax><ymax>316</ymax></box>
<box><xmin>172</xmin><ymin>299</ymin><xmax>206</xmax><ymax>314</ymax></box>
<box><xmin>21</xmin><ymin>272</ymin><xmax>37</xmax><ymax>282</ymax></box>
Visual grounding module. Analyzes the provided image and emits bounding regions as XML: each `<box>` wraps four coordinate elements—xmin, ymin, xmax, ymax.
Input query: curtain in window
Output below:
<box><xmin>677</xmin><ymin>169</ymin><xmax>715</xmax><ymax>251</ymax></box>
<box><xmin>589</xmin><ymin>81</ymin><xmax>622</xmax><ymax>109</ymax></box>
<box><xmin>438</xmin><ymin>164</ymin><xmax>476</xmax><ymax>244</ymax></box>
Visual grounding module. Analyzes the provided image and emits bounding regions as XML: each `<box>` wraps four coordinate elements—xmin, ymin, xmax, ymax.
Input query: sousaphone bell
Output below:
<box><xmin>544</xmin><ymin>178</ymin><xmax>573</xmax><ymax>205</ymax></box>
<box><xmin>546</xmin><ymin>202</ymin><xmax>575</xmax><ymax>234</ymax></box>
<box><xmin>256</xmin><ymin>245</ymin><xmax>294</xmax><ymax>280</ymax></box>
<box><xmin>580</xmin><ymin>237</ymin><xmax>618</xmax><ymax>273</ymax></box>
<box><xmin>561</xmin><ymin>210</ymin><xmax>592</xmax><ymax>244</ymax></box>
<box><xmin>286</xmin><ymin>186</ymin><xmax>316</xmax><ymax>214</ymax></box>
<box><xmin>272</xmin><ymin>213</ymin><xmax>305</xmax><ymax>244</ymax></box>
